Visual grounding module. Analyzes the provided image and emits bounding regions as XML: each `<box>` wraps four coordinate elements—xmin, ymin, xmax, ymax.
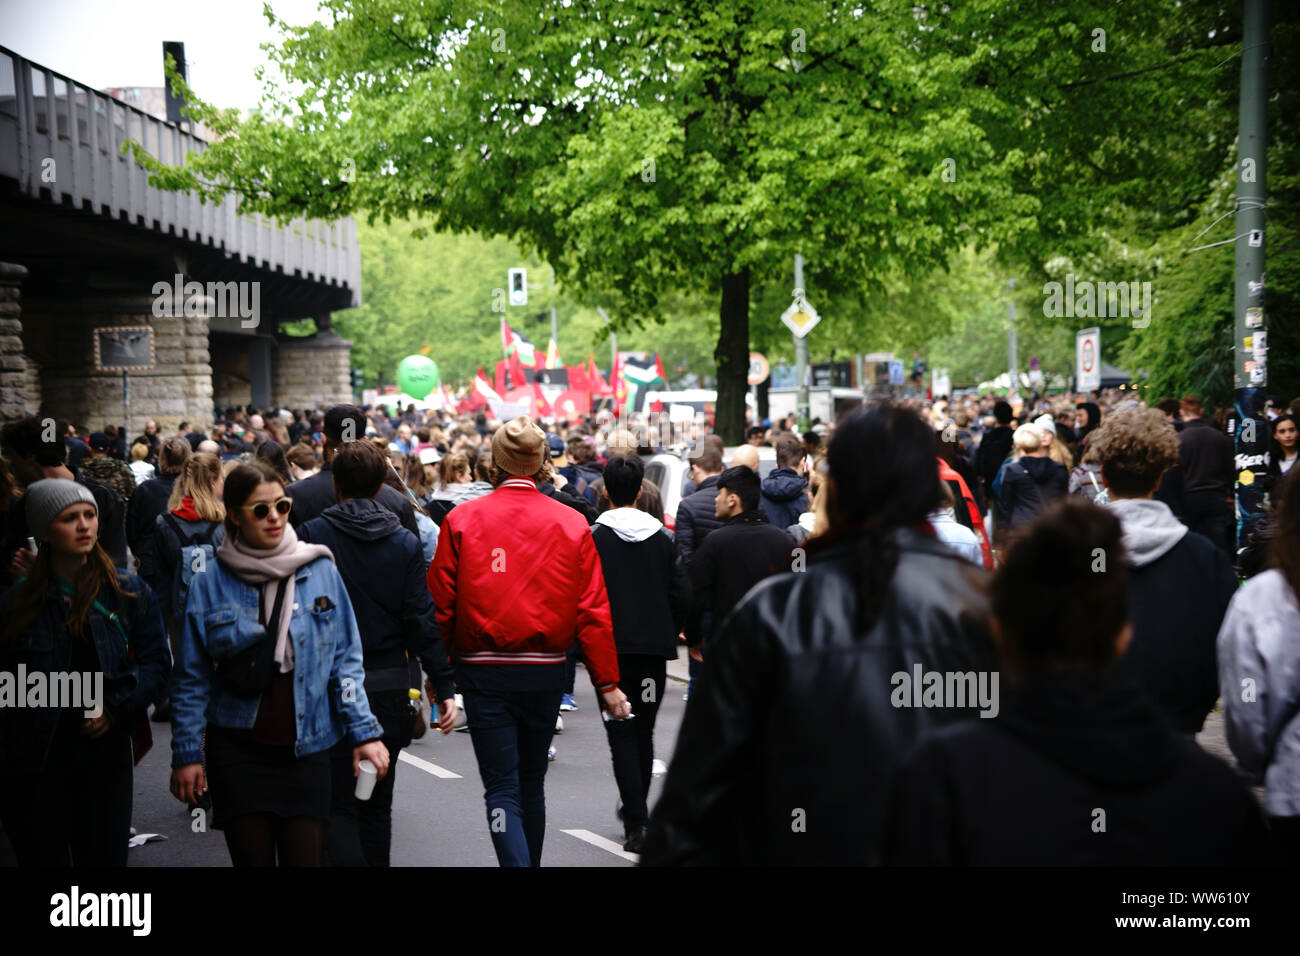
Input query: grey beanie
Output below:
<box><xmin>26</xmin><ymin>478</ymin><xmax>97</xmax><ymax>544</ymax></box>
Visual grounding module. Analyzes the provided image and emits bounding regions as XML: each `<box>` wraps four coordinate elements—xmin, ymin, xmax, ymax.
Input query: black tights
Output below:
<box><xmin>223</xmin><ymin>813</ymin><xmax>327</xmax><ymax>867</ymax></box>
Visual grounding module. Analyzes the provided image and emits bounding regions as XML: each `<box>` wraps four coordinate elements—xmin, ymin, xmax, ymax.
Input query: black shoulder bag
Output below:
<box><xmin>214</xmin><ymin>578</ymin><xmax>288</xmax><ymax>699</ymax></box>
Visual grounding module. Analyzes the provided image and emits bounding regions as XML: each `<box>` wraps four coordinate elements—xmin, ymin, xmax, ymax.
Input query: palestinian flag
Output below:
<box><xmin>501</xmin><ymin>318</ymin><xmax>536</xmax><ymax>366</ymax></box>
<box><xmin>620</xmin><ymin>352</ymin><xmax>667</xmax><ymax>412</ymax></box>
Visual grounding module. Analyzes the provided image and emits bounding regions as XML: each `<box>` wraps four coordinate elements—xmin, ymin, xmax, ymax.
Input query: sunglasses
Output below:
<box><xmin>240</xmin><ymin>497</ymin><xmax>293</xmax><ymax>519</ymax></box>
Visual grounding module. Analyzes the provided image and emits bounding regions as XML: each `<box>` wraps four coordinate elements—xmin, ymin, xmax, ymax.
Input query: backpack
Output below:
<box><xmin>163</xmin><ymin>514</ymin><xmax>220</xmax><ymax>620</ymax></box>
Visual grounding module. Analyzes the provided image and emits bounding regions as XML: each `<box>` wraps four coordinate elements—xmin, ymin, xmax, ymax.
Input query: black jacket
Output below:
<box><xmin>153</xmin><ymin>512</ymin><xmax>225</xmax><ymax>625</ymax></box>
<box><xmin>299</xmin><ymin>498</ymin><xmax>455</xmax><ymax>702</ymax></box>
<box><xmin>592</xmin><ymin>515</ymin><xmax>688</xmax><ymax>657</ymax></box>
<box><xmin>642</xmin><ymin>529</ymin><xmax>997</xmax><ymax>866</ymax></box>
<box><xmin>998</xmin><ymin>456</ymin><xmax>1067</xmax><ymax>530</ymax></box>
<box><xmin>759</xmin><ymin>468</ymin><xmax>809</xmax><ymax>530</ymax></box>
<box><xmin>1178</xmin><ymin>417</ymin><xmax>1234</xmax><ymax>498</ymax></box>
<box><xmin>126</xmin><ymin>474</ymin><xmax>177</xmax><ymax>584</ymax></box>
<box><xmin>0</xmin><ymin>571</ymin><xmax>171</xmax><ymax>774</ymax></box>
<box><xmin>673</xmin><ymin>475</ymin><xmax>724</xmax><ymax>567</ymax></box>
<box><xmin>684</xmin><ymin>510</ymin><xmax>794</xmax><ymax>647</ymax></box>
<box><xmin>1108</xmin><ymin>500</ymin><xmax>1236</xmax><ymax>734</ymax></box>
<box><xmin>286</xmin><ymin>462</ymin><xmax>420</xmax><ymax>539</ymax></box>
<box><xmin>539</xmin><ymin>481</ymin><xmax>597</xmax><ymax>524</ymax></box>
<box><xmin>974</xmin><ymin>425</ymin><xmax>1013</xmax><ymax>492</ymax></box>
<box><xmin>884</xmin><ymin>672</ymin><xmax>1269</xmax><ymax>865</ymax></box>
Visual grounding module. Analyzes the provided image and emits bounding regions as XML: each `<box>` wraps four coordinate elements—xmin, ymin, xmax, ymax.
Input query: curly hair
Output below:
<box><xmin>1088</xmin><ymin>407</ymin><xmax>1179</xmax><ymax>497</ymax></box>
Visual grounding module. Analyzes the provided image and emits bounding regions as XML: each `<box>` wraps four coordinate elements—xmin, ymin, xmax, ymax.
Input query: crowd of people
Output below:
<box><xmin>0</xmin><ymin>384</ymin><xmax>1297</xmax><ymax>867</ymax></box>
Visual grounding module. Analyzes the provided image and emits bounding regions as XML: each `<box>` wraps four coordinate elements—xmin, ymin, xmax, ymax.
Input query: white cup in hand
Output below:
<box><xmin>355</xmin><ymin>759</ymin><xmax>378</xmax><ymax>801</ymax></box>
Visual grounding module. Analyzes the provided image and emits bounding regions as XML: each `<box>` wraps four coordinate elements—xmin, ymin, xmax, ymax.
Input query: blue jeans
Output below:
<box><xmin>458</xmin><ymin>665</ymin><xmax>564</xmax><ymax>867</ymax></box>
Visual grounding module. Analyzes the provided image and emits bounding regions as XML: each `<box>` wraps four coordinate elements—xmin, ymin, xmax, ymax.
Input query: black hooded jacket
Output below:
<box><xmin>884</xmin><ymin>672</ymin><xmax>1270</xmax><ymax>865</ymax></box>
<box><xmin>287</xmin><ymin>462</ymin><xmax>421</xmax><ymax>540</ymax></box>
<box><xmin>998</xmin><ymin>455</ymin><xmax>1068</xmax><ymax>530</ymax></box>
<box><xmin>299</xmin><ymin>498</ymin><xmax>454</xmax><ymax>702</ymax></box>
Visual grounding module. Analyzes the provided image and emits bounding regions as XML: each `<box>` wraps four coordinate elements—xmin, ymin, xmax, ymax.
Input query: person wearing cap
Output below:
<box><xmin>427</xmin><ymin>416</ymin><xmax>626</xmax><ymax>867</ymax></box>
<box><xmin>0</xmin><ymin>478</ymin><xmax>170</xmax><ymax>866</ymax></box>
<box><xmin>1033</xmin><ymin>414</ymin><xmax>1074</xmax><ymax>471</ymax></box>
<box><xmin>80</xmin><ymin>432</ymin><xmax>138</xmax><ymax>503</ymax></box>
<box><xmin>0</xmin><ymin>417</ymin><xmax>129</xmax><ymax>588</ymax></box>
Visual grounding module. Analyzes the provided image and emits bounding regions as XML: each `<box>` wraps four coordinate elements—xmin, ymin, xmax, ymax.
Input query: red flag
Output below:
<box><xmin>553</xmin><ymin>389</ymin><xmax>591</xmax><ymax>420</ymax></box>
<box><xmin>508</xmin><ymin>350</ymin><xmax>528</xmax><ymax>391</ymax></box>
<box><xmin>532</xmin><ymin>380</ymin><xmax>553</xmax><ymax>418</ymax></box>
<box><xmin>654</xmin><ymin>351</ymin><xmax>668</xmax><ymax>385</ymax></box>
<box><xmin>587</xmin><ymin>354</ymin><xmax>611</xmax><ymax>396</ymax></box>
<box><xmin>495</xmin><ymin>360</ymin><xmax>507</xmax><ymax>395</ymax></box>
<box><xmin>566</xmin><ymin>364</ymin><xmax>589</xmax><ymax>394</ymax></box>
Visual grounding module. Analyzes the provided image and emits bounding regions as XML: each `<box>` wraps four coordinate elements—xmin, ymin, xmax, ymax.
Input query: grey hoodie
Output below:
<box><xmin>594</xmin><ymin>507</ymin><xmax>663</xmax><ymax>543</ymax></box>
<box><xmin>1106</xmin><ymin>497</ymin><xmax>1187</xmax><ymax>568</ymax></box>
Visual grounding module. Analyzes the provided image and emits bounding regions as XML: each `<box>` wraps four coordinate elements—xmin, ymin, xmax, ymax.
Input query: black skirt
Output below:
<box><xmin>203</xmin><ymin>726</ymin><xmax>331</xmax><ymax>829</ymax></box>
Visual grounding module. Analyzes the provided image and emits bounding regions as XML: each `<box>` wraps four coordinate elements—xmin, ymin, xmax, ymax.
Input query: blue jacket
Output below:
<box><xmin>170</xmin><ymin>554</ymin><xmax>383</xmax><ymax>768</ymax></box>
<box><xmin>0</xmin><ymin>571</ymin><xmax>171</xmax><ymax>774</ymax></box>
<box><xmin>759</xmin><ymin>468</ymin><xmax>809</xmax><ymax>530</ymax></box>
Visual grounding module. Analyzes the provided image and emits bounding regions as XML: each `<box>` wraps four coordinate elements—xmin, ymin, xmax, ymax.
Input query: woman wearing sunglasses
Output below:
<box><xmin>169</xmin><ymin>460</ymin><xmax>389</xmax><ymax>866</ymax></box>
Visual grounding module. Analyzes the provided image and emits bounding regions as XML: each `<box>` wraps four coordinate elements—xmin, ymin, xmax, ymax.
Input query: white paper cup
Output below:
<box><xmin>355</xmin><ymin>758</ymin><xmax>378</xmax><ymax>801</ymax></box>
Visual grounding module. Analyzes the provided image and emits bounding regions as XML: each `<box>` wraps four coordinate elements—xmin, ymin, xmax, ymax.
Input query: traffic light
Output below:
<box><xmin>508</xmin><ymin>267</ymin><xmax>527</xmax><ymax>306</ymax></box>
<box><xmin>350</xmin><ymin>369</ymin><xmax>365</xmax><ymax>390</ymax></box>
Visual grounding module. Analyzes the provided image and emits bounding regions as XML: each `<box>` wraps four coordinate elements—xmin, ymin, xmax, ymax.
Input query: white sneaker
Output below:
<box><xmin>652</xmin><ymin>759</ymin><xmax>667</xmax><ymax>776</ymax></box>
<box><xmin>555</xmin><ymin>714</ymin><xmax>564</xmax><ymax>734</ymax></box>
<box><xmin>547</xmin><ymin>746</ymin><xmax>557</xmax><ymax>761</ymax></box>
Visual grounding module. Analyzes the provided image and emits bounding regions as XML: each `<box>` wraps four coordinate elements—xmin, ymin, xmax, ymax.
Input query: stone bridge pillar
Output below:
<box><xmin>21</xmin><ymin>292</ymin><xmax>213</xmax><ymax>436</ymax></box>
<box><xmin>0</xmin><ymin>263</ymin><xmax>39</xmax><ymax>422</ymax></box>
<box><xmin>273</xmin><ymin>325</ymin><xmax>353</xmax><ymax>411</ymax></box>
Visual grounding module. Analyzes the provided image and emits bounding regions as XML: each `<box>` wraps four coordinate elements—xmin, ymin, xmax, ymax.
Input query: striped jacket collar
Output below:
<box><xmin>498</xmin><ymin>477</ymin><xmax>539</xmax><ymax>492</ymax></box>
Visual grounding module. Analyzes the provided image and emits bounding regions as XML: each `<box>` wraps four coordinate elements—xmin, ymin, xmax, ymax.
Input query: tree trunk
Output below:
<box><xmin>714</xmin><ymin>269</ymin><xmax>750</xmax><ymax>444</ymax></box>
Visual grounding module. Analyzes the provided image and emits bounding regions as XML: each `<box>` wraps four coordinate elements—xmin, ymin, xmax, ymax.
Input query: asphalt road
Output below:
<box><xmin>0</xmin><ymin>657</ymin><xmax>690</xmax><ymax>868</ymax></box>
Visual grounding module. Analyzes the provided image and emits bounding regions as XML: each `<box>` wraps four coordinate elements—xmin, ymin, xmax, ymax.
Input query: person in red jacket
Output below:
<box><xmin>428</xmin><ymin>416</ymin><xmax>627</xmax><ymax>866</ymax></box>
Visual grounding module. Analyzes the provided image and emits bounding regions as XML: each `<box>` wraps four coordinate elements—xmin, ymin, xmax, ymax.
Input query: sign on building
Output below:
<box><xmin>1076</xmin><ymin>327</ymin><xmax>1101</xmax><ymax>392</ymax></box>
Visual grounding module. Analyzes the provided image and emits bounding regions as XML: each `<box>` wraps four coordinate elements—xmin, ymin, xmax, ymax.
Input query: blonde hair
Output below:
<box><xmin>167</xmin><ymin>451</ymin><xmax>226</xmax><ymax>521</ymax></box>
<box><xmin>1012</xmin><ymin>425</ymin><xmax>1043</xmax><ymax>456</ymax></box>
<box><xmin>131</xmin><ymin>442</ymin><xmax>148</xmax><ymax>462</ymax></box>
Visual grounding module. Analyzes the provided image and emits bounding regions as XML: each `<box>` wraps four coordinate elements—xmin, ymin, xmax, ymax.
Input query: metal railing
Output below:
<box><xmin>0</xmin><ymin>45</ymin><xmax>360</xmax><ymax>308</ymax></box>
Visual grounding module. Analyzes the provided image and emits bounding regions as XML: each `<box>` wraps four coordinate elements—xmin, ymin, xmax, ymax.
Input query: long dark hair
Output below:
<box><xmin>4</xmin><ymin>535</ymin><xmax>132</xmax><ymax>647</ymax></box>
<box><xmin>1271</xmin><ymin>466</ymin><xmax>1300</xmax><ymax>603</ymax></box>
<box><xmin>826</xmin><ymin>403</ymin><xmax>943</xmax><ymax>633</ymax></box>
<box><xmin>255</xmin><ymin>440</ymin><xmax>293</xmax><ymax>485</ymax></box>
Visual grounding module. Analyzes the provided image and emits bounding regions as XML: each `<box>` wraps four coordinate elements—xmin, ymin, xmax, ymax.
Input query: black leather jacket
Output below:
<box><xmin>642</xmin><ymin>527</ymin><xmax>996</xmax><ymax>866</ymax></box>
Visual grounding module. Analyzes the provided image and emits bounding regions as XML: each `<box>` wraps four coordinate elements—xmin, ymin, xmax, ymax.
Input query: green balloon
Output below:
<box><xmin>396</xmin><ymin>354</ymin><xmax>440</xmax><ymax>399</ymax></box>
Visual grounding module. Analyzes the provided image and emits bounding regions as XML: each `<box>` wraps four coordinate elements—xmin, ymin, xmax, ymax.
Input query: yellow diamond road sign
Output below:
<box><xmin>781</xmin><ymin>298</ymin><xmax>821</xmax><ymax>338</ymax></box>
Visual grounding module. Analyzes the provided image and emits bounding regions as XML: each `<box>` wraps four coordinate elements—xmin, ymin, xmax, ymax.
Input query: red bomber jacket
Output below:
<box><xmin>427</xmin><ymin>476</ymin><xmax>620</xmax><ymax>691</ymax></box>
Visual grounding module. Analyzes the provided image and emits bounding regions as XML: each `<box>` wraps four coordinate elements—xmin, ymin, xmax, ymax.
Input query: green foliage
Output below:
<box><xmin>127</xmin><ymin>0</ymin><xmax>1298</xmax><ymax>417</ymax></box>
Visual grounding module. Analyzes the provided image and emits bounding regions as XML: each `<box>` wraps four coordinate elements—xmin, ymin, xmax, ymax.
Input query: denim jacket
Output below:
<box><xmin>170</xmin><ymin>555</ymin><xmax>383</xmax><ymax>768</ymax></box>
<box><xmin>0</xmin><ymin>572</ymin><xmax>171</xmax><ymax>775</ymax></box>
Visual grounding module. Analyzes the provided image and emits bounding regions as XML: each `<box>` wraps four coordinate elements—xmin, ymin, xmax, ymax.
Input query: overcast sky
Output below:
<box><xmin>1</xmin><ymin>0</ymin><xmax>328</xmax><ymax>109</ymax></box>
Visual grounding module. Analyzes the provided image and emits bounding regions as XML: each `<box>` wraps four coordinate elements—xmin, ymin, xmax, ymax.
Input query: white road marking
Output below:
<box><xmin>399</xmin><ymin>750</ymin><xmax>463</xmax><ymax>779</ymax></box>
<box><xmin>561</xmin><ymin>828</ymin><xmax>639</xmax><ymax>863</ymax></box>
